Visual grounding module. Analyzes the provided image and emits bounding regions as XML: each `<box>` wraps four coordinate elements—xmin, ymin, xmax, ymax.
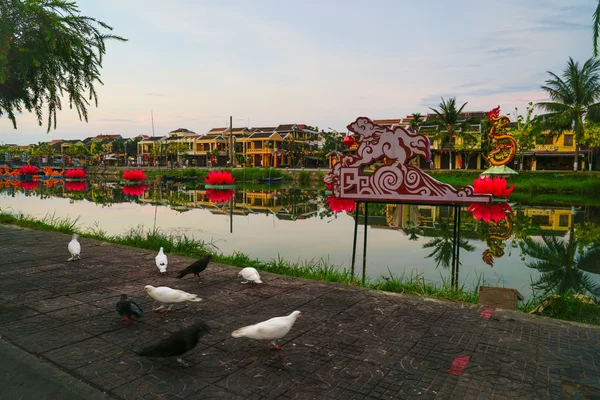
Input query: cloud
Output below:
<box><xmin>486</xmin><ymin>47</ymin><xmax>521</xmax><ymax>55</ymax></box>
<box><xmin>417</xmin><ymin>94</ymin><xmax>456</xmax><ymax>108</ymax></box>
<box><xmin>463</xmin><ymin>84</ymin><xmax>541</xmax><ymax>97</ymax></box>
<box><xmin>147</xmin><ymin>93</ymin><xmax>168</xmax><ymax>97</ymax></box>
<box><xmin>96</xmin><ymin>118</ymin><xmax>136</xmax><ymax>123</ymax></box>
<box><xmin>456</xmin><ymin>82</ymin><xmax>484</xmax><ymax>89</ymax></box>
<box><xmin>528</xmin><ymin>18</ymin><xmax>590</xmax><ymax>32</ymax></box>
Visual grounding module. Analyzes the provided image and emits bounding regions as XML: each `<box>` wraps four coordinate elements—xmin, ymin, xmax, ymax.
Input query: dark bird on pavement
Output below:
<box><xmin>177</xmin><ymin>254</ymin><xmax>213</xmax><ymax>281</ymax></box>
<box><xmin>135</xmin><ymin>322</ymin><xmax>210</xmax><ymax>367</ymax></box>
<box><xmin>116</xmin><ymin>294</ymin><xmax>144</xmax><ymax>324</ymax></box>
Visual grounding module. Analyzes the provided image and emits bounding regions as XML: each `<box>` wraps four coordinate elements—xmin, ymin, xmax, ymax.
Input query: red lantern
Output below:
<box><xmin>19</xmin><ymin>165</ymin><xmax>40</xmax><ymax>175</ymax></box>
<box><xmin>326</xmin><ymin>195</ymin><xmax>356</xmax><ymax>213</ymax></box>
<box><xmin>65</xmin><ymin>181</ymin><xmax>87</xmax><ymax>191</ymax></box>
<box><xmin>65</xmin><ymin>169</ymin><xmax>87</xmax><ymax>179</ymax></box>
<box><xmin>122</xmin><ymin>184</ymin><xmax>148</xmax><ymax>196</ymax></box>
<box><xmin>205</xmin><ymin>170</ymin><xmax>236</xmax><ymax>185</ymax></box>
<box><xmin>211</xmin><ymin>157</ymin><xmax>217</xmax><ymax>163</ymax></box>
<box><xmin>468</xmin><ymin>202</ymin><xmax>513</xmax><ymax>223</ymax></box>
<box><xmin>122</xmin><ymin>169</ymin><xmax>146</xmax><ymax>182</ymax></box>
<box><xmin>206</xmin><ymin>189</ymin><xmax>234</xmax><ymax>203</ymax></box>
<box><xmin>20</xmin><ymin>181</ymin><xmax>39</xmax><ymax>190</ymax></box>
<box><xmin>343</xmin><ymin>135</ymin><xmax>355</xmax><ymax>147</ymax></box>
<box><xmin>473</xmin><ymin>176</ymin><xmax>514</xmax><ymax>197</ymax></box>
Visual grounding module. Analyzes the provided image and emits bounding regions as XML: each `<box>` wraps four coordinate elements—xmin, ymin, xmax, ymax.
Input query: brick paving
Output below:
<box><xmin>0</xmin><ymin>224</ymin><xmax>599</xmax><ymax>399</ymax></box>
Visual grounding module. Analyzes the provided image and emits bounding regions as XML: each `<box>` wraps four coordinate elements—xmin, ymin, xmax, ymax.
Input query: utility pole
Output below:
<box><xmin>229</xmin><ymin>116</ymin><xmax>234</xmax><ymax>168</ymax></box>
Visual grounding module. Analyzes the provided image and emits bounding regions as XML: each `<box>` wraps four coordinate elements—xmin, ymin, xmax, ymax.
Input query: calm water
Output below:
<box><xmin>1</xmin><ymin>179</ymin><xmax>599</xmax><ymax>301</ymax></box>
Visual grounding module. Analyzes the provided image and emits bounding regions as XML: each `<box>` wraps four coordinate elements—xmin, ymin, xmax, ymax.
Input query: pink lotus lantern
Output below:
<box><xmin>122</xmin><ymin>184</ymin><xmax>148</xmax><ymax>196</ymax></box>
<box><xmin>122</xmin><ymin>169</ymin><xmax>146</xmax><ymax>182</ymax></box>
<box><xmin>326</xmin><ymin>195</ymin><xmax>356</xmax><ymax>213</ymax></box>
<box><xmin>473</xmin><ymin>176</ymin><xmax>514</xmax><ymax>198</ymax></box>
<box><xmin>20</xmin><ymin>181</ymin><xmax>39</xmax><ymax>190</ymax></box>
<box><xmin>19</xmin><ymin>165</ymin><xmax>40</xmax><ymax>175</ymax></box>
<box><xmin>65</xmin><ymin>181</ymin><xmax>87</xmax><ymax>191</ymax></box>
<box><xmin>206</xmin><ymin>189</ymin><xmax>234</xmax><ymax>203</ymax></box>
<box><xmin>65</xmin><ymin>169</ymin><xmax>87</xmax><ymax>179</ymax></box>
<box><xmin>468</xmin><ymin>202</ymin><xmax>513</xmax><ymax>223</ymax></box>
<box><xmin>205</xmin><ymin>170</ymin><xmax>236</xmax><ymax>185</ymax></box>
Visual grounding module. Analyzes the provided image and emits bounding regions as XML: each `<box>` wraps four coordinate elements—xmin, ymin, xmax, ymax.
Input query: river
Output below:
<box><xmin>1</xmin><ymin>178</ymin><xmax>599</xmax><ymax>301</ymax></box>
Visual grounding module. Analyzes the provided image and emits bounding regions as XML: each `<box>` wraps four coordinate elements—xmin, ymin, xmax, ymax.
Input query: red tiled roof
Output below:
<box><xmin>373</xmin><ymin>119</ymin><xmax>402</xmax><ymax>125</ymax></box>
<box><xmin>208</xmin><ymin>128</ymin><xmax>227</xmax><ymax>133</ymax></box>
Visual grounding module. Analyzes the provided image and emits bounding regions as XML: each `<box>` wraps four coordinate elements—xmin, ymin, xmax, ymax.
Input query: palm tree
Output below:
<box><xmin>536</xmin><ymin>57</ymin><xmax>600</xmax><ymax>171</ymax></box>
<box><xmin>429</xmin><ymin>97</ymin><xmax>468</xmax><ymax>170</ymax></box>
<box><xmin>594</xmin><ymin>1</ymin><xmax>600</xmax><ymax>56</ymax></box>
<box><xmin>521</xmin><ymin>222</ymin><xmax>600</xmax><ymax>297</ymax></box>
<box><xmin>423</xmin><ymin>208</ymin><xmax>475</xmax><ymax>270</ymax></box>
<box><xmin>408</xmin><ymin>112</ymin><xmax>423</xmax><ymax>132</ymax></box>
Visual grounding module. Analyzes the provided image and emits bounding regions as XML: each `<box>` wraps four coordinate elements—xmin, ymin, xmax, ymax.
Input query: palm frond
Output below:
<box><xmin>594</xmin><ymin>1</ymin><xmax>600</xmax><ymax>57</ymax></box>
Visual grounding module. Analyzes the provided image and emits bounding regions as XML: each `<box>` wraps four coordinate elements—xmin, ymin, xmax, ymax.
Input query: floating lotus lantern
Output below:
<box><xmin>122</xmin><ymin>169</ymin><xmax>146</xmax><ymax>183</ymax></box>
<box><xmin>65</xmin><ymin>181</ymin><xmax>87</xmax><ymax>191</ymax></box>
<box><xmin>469</xmin><ymin>175</ymin><xmax>516</xmax><ymax>267</ymax></box>
<box><xmin>204</xmin><ymin>170</ymin><xmax>236</xmax><ymax>189</ymax></box>
<box><xmin>65</xmin><ymin>169</ymin><xmax>87</xmax><ymax>180</ymax></box>
<box><xmin>122</xmin><ymin>184</ymin><xmax>148</xmax><ymax>196</ymax></box>
<box><xmin>19</xmin><ymin>165</ymin><xmax>40</xmax><ymax>181</ymax></box>
<box><xmin>468</xmin><ymin>202</ymin><xmax>513</xmax><ymax>223</ymax></box>
<box><xmin>19</xmin><ymin>165</ymin><xmax>39</xmax><ymax>175</ymax></box>
<box><xmin>206</xmin><ymin>189</ymin><xmax>234</xmax><ymax>203</ymax></box>
<box><xmin>20</xmin><ymin>180</ymin><xmax>39</xmax><ymax>190</ymax></box>
<box><xmin>473</xmin><ymin>176</ymin><xmax>514</xmax><ymax>198</ymax></box>
<box><xmin>326</xmin><ymin>195</ymin><xmax>356</xmax><ymax>213</ymax></box>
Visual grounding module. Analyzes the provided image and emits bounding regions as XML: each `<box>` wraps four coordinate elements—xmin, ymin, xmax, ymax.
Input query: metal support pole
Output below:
<box><xmin>229</xmin><ymin>116</ymin><xmax>234</xmax><ymax>168</ymax></box>
<box><xmin>454</xmin><ymin>205</ymin><xmax>461</xmax><ymax>290</ymax></box>
<box><xmin>230</xmin><ymin>193</ymin><xmax>234</xmax><ymax>233</ymax></box>
<box><xmin>351</xmin><ymin>201</ymin><xmax>359</xmax><ymax>277</ymax></box>
<box><xmin>451</xmin><ymin>206</ymin><xmax>458</xmax><ymax>290</ymax></box>
<box><xmin>362</xmin><ymin>202</ymin><xmax>369</xmax><ymax>284</ymax></box>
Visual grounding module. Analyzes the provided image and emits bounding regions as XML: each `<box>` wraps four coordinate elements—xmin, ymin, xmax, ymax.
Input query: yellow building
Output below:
<box><xmin>522</xmin><ymin>131</ymin><xmax>578</xmax><ymax>171</ymax></box>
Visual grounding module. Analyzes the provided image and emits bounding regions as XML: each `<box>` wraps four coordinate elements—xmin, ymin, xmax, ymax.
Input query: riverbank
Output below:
<box><xmin>1</xmin><ymin>210</ymin><xmax>598</xmax><ymax>326</ymax></box>
<box><xmin>88</xmin><ymin>166</ymin><xmax>600</xmax><ymax>194</ymax></box>
<box><xmin>1</xmin><ymin>224</ymin><xmax>599</xmax><ymax>399</ymax></box>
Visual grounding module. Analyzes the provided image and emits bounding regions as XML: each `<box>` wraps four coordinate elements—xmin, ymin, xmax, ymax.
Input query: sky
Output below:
<box><xmin>0</xmin><ymin>0</ymin><xmax>595</xmax><ymax>144</ymax></box>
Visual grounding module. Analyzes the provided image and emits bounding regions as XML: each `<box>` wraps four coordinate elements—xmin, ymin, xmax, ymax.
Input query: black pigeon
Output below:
<box><xmin>116</xmin><ymin>294</ymin><xmax>144</xmax><ymax>324</ymax></box>
<box><xmin>177</xmin><ymin>255</ymin><xmax>213</xmax><ymax>281</ymax></box>
<box><xmin>136</xmin><ymin>322</ymin><xmax>210</xmax><ymax>367</ymax></box>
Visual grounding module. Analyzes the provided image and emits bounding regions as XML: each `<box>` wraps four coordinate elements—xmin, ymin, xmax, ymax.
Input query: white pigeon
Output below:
<box><xmin>144</xmin><ymin>285</ymin><xmax>201</xmax><ymax>313</ymax></box>
<box><xmin>155</xmin><ymin>247</ymin><xmax>168</xmax><ymax>274</ymax></box>
<box><xmin>238</xmin><ymin>267</ymin><xmax>262</xmax><ymax>284</ymax></box>
<box><xmin>231</xmin><ymin>310</ymin><xmax>302</xmax><ymax>350</ymax></box>
<box><xmin>67</xmin><ymin>233</ymin><xmax>81</xmax><ymax>261</ymax></box>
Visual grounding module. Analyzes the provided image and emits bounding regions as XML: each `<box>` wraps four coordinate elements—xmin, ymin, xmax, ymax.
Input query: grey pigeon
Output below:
<box><xmin>177</xmin><ymin>255</ymin><xmax>213</xmax><ymax>281</ymax></box>
<box><xmin>116</xmin><ymin>294</ymin><xmax>144</xmax><ymax>324</ymax></box>
<box><xmin>136</xmin><ymin>322</ymin><xmax>210</xmax><ymax>367</ymax></box>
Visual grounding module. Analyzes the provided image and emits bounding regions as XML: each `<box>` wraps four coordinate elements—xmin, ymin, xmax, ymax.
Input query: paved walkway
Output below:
<box><xmin>0</xmin><ymin>225</ymin><xmax>599</xmax><ymax>400</ymax></box>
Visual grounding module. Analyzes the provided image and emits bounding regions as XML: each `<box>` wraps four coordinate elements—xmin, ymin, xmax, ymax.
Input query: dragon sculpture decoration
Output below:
<box><xmin>481</xmin><ymin>214</ymin><xmax>514</xmax><ymax>267</ymax></box>
<box><xmin>487</xmin><ymin>106</ymin><xmax>517</xmax><ymax>166</ymax></box>
<box><xmin>323</xmin><ymin>117</ymin><xmax>492</xmax><ymax>205</ymax></box>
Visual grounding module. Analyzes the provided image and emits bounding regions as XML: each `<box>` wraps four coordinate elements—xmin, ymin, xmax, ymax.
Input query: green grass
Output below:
<box><xmin>519</xmin><ymin>292</ymin><xmax>600</xmax><ymax>325</ymax></box>
<box><xmin>0</xmin><ymin>211</ymin><xmax>79</xmax><ymax>234</ymax></box>
<box><xmin>297</xmin><ymin>170</ymin><xmax>311</xmax><ymax>184</ymax></box>
<box><xmin>368</xmin><ymin>269</ymin><xmax>481</xmax><ymax>304</ymax></box>
<box><xmin>1</xmin><ymin>210</ymin><xmax>598</xmax><ymax>326</ymax></box>
<box><xmin>0</xmin><ymin>210</ymin><xmax>480</xmax><ymax>303</ymax></box>
<box><xmin>142</xmin><ymin>167</ymin><xmax>291</xmax><ymax>182</ymax></box>
<box><xmin>430</xmin><ymin>170</ymin><xmax>600</xmax><ymax>194</ymax></box>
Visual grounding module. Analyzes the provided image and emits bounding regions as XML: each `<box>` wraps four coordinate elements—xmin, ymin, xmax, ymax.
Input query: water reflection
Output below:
<box><xmin>520</xmin><ymin>218</ymin><xmax>600</xmax><ymax>297</ymax></box>
<box><xmin>1</xmin><ymin>178</ymin><xmax>599</xmax><ymax>300</ymax></box>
